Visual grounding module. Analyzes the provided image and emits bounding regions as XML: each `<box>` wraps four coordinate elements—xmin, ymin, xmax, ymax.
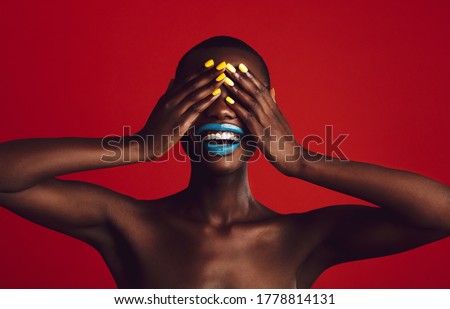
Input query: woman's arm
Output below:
<box><xmin>0</xmin><ymin>60</ymin><xmax>226</xmax><ymax>193</ymax></box>
<box><xmin>295</xmin><ymin>152</ymin><xmax>450</xmax><ymax>231</ymax></box>
<box><xmin>0</xmin><ymin>60</ymin><xmax>226</xmax><ymax>242</ymax></box>
<box><xmin>222</xmin><ymin>62</ymin><xmax>450</xmax><ymax>232</ymax></box>
<box><xmin>0</xmin><ymin>136</ymin><xmax>141</xmax><ymax>193</ymax></box>
<box><xmin>223</xmin><ymin>61</ymin><xmax>449</xmax><ymax>268</ymax></box>
<box><xmin>291</xmin><ymin>152</ymin><xmax>450</xmax><ymax>265</ymax></box>
<box><xmin>0</xmin><ymin>135</ymin><xmax>145</xmax><ymax>244</ymax></box>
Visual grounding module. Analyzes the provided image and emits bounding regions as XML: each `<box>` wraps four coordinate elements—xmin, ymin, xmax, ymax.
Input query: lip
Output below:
<box><xmin>196</xmin><ymin>123</ymin><xmax>244</xmax><ymax>136</ymax></box>
<box><xmin>194</xmin><ymin>123</ymin><xmax>244</xmax><ymax>156</ymax></box>
<box><xmin>204</xmin><ymin>142</ymin><xmax>240</xmax><ymax>156</ymax></box>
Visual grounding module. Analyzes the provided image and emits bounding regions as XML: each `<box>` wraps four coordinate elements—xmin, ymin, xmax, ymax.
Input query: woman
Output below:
<box><xmin>0</xmin><ymin>36</ymin><xmax>448</xmax><ymax>288</ymax></box>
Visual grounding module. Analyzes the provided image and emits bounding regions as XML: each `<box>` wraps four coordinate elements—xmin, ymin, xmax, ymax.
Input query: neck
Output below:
<box><xmin>182</xmin><ymin>163</ymin><xmax>258</xmax><ymax>227</ymax></box>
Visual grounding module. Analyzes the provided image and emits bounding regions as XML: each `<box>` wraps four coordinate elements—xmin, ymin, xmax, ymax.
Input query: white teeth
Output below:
<box><xmin>203</xmin><ymin>131</ymin><xmax>239</xmax><ymax>141</ymax></box>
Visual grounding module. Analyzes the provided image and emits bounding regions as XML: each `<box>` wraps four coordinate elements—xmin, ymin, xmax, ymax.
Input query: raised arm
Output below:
<box><xmin>221</xmin><ymin>62</ymin><xmax>449</xmax><ymax>265</ymax></box>
<box><xmin>0</xmin><ymin>136</ymin><xmax>140</xmax><ymax>193</ymax></box>
<box><xmin>293</xmin><ymin>153</ymin><xmax>450</xmax><ymax>266</ymax></box>
<box><xmin>0</xmin><ymin>135</ymin><xmax>145</xmax><ymax>245</ymax></box>
<box><xmin>296</xmin><ymin>153</ymin><xmax>450</xmax><ymax>231</ymax></box>
<box><xmin>0</xmin><ymin>60</ymin><xmax>227</xmax><ymax>243</ymax></box>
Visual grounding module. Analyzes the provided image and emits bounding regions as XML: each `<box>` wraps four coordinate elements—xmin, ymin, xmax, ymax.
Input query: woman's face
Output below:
<box><xmin>177</xmin><ymin>47</ymin><xmax>268</xmax><ymax>174</ymax></box>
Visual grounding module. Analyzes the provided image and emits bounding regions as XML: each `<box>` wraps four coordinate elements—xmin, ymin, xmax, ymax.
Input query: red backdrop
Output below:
<box><xmin>0</xmin><ymin>0</ymin><xmax>449</xmax><ymax>288</ymax></box>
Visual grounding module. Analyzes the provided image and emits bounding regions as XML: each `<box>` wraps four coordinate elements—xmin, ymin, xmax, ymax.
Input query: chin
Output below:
<box><xmin>187</xmin><ymin>144</ymin><xmax>248</xmax><ymax>174</ymax></box>
<box><xmin>199</xmin><ymin>152</ymin><xmax>247</xmax><ymax>175</ymax></box>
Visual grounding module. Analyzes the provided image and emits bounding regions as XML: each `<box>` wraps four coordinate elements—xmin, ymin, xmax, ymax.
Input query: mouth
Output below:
<box><xmin>195</xmin><ymin>123</ymin><xmax>244</xmax><ymax>156</ymax></box>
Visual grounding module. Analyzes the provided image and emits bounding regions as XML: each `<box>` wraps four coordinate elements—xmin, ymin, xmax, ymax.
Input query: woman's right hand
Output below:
<box><xmin>137</xmin><ymin>60</ymin><xmax>226</xmax><ymax>160</ymax></box>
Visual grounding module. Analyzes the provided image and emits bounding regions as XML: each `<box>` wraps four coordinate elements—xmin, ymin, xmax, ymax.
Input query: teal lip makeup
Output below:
<box><xmin>196</xmin><ymin>123</ymin><xmax>244</xmax><ymax>156</ymax></box>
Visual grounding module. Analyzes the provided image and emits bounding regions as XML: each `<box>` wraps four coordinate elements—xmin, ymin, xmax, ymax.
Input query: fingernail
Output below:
<box><xmin>216</xmin><ymin>73</ymin><xmax>226</xmax><ymax>81</ymax></box>
<box><xmin>238</xmin><ymin>63</ymin><xmax>248</xmax><ymax>73</ymax></box>
<box><xmin>216</xmin><ymin>61</ymin><xmax>227</xmax><ymax>70</ymax></box>
<box><xmin>224</xmin><ymin>77</ymin><xmax>234</xmax><ymax>87</ymax></box>
<box><xmin>212</xmin><ymin>88</ymin><xmax>221</xmax><ymax>96</ymax></box>
<box><xmin>225</xmin><ymin>96</ymin><xmax>235</xmax><ymax>104</ymax></box>
<box><xmin>204</xmin><ymin>59</ymin><xmax>214</xmax><ymax>68</ymax></box>
<box><xmin>226</xmin><ymin>63</ymin><xmax>236</xmax><ymax>73</ymax></box>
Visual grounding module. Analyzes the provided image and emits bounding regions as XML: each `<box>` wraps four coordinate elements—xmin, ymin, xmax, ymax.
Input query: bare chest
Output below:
<box><xmin>105</xmin><ymin>217</ymin><xmax>314</xmax><ymax>288</ymax></box>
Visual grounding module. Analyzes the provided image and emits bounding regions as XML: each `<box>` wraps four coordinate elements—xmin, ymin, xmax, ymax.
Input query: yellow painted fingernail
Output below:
<box><xmin>224</xmin><ymin>77</ymin><xmax>234</xmax><ymax>87</ymax></box>
<box><xmin>212</xmin><ymin>88</ymin><xmax>221</xmax><ymax>96</ymax></box>
<box><xmin>204</xmin><ymin>59</ymin><xmax>214</xmax><ymax>68</ymax></box>
<box><xmin>238</xmin><ymin>63</ymin><xmax>248</xmax><ymax>73</ymax></box>
<box><xmin>216</xmin><ymin>72</ymin><xmax>226</xmax><ymax>81</ymax></box>
<box><xmin>226</xmin><ymin>63</ymin><xmax>236</xmax><ymax>73</ymax></box>
<box><xmin>216</xmin><ymin>61</ymin><xmax>227</xmax><ymax>70</ymax></box>
<box><xmin>225</xmin><ymin>96</ymin><xmax>235</xmax><ymax>104</ymax></box>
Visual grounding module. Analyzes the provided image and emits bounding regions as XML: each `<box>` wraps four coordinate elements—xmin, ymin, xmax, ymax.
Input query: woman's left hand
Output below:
<box><xmin>223</xmin><ymin>63</ymin><xmax>303</xmax><ymax>177</ymax></box>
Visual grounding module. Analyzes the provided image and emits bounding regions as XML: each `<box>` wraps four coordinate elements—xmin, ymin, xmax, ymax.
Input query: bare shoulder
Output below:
<box><xmin>106</xmin><ymin>191</ymin><xmax>185</xmax><ymax>230</ymax></box>
<box><xmin>107</xmin><ymin>193</ymin><xmax>172</xmax><ymax>219</ymax></box>
<box><xmin>270</xmin><ymin>205</ymin><xmax>395</xmax><ymax>252</ymax></box>
<box><xmin>286</xmin><ymin>204</ymin><xmax>381</xmax><ymax>231</ymax></box>
<box><xmin>288</xmin><ymin>204</ymin><xmax>448</xmax><ymax>266</ymax></box>
<box><xmin>280</xmin><ymin>204</ymin><xmax>435</xmax><ymax>241</ymax></box>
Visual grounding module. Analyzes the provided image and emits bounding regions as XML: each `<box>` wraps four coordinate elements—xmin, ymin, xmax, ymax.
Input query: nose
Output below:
<box><xmin>204</xmin><ymin>90</ymin><xmax>237</xmax><ymax>120</ymax></box>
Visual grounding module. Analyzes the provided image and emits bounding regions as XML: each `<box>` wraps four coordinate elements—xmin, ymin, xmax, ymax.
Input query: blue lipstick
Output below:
<box><xmin>196</xmin><ymin>123</ymin><xmax>244</xmax><ymax>156</ymax></box>
<box><xmin>197</xmin><ymin>123</ymin><xmax>244</xmax><ymax>135</ymax></box>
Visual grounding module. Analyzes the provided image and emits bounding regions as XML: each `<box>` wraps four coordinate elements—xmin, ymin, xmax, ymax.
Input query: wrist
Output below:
<box><xmin>280</xmin><ymin>146</ymin><xmax>307</xmax><ymax>179</ymax></box>
<box><xmin>289</xmin><ymin>146</ymin><xmax>323</xmax><ymax>180</ymax></box>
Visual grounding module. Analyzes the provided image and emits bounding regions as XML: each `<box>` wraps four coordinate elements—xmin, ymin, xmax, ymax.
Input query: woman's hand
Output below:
<box><xmin>223</xmin><ymin>63</ymin><xmax>302</xmax><ymax>176</ymax></box>
<box><xmin>138</xmin><ymin>61</ymin><xmax>226</xmax><ymax>160</ymax></box>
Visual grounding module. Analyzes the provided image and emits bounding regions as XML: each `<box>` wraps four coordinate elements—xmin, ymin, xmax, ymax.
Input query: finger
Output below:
<box><xmin>176</xmin><ymin>76</ymin><xmax>225</xmax><ymax>115</ymax></box>
<box><xmin>171</xmin><ymin>60</ymin><xmax>225</xmax><ymax>94</ymax></box>
<box><xmin>223</xmin><ymin>76</ymin><xmax>271</xmax><ymax>125</ymax></box>
<box><xmin>176</xmin><ymin>89</ymin><xmax>223</xmax><ymax>134</ymax></box>
<box><xmin>225</xmin><ymin>63</ymin><xmax>274</xmax><ymax>113</ymax></box>
<box><xmin>168</xmin><ymin>61</ymin><xmax>227</xmax><ymax>106</ymax></box>
<box><xmin>222</xmin><ymin>96</ymin><xmax>264</xmax><ymax>138</ymax></box>
<box><xmin>270</xmin><ymin>87</ymin><xmax>276</xmax><ymax>104</ymax></box>
<box><xmin>237</xmin><ymin>63</ymin><xmax>267</xmax><ymax>89</ymax></box>
<box><xmin>171</xmin><ymin>59</ymin><xmax>216</xmax><ymax>89</ymax></box>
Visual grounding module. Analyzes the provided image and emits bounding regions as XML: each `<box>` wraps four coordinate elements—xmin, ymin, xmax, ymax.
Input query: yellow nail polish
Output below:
<box><xmin>226</xmin><ymin>63</ymin><xmax>236</xmax><ymax>73</ymax></box>
<box><xmin>212</xmin><ymin>88</ymin><xmax>221</xmax><ymax>96</ymax></box>
<box><xmin>204</xmin><ymin>59</ymin><xmax>214</xmax><ymax>68</ymax></box>
<box><xmin>224</xmin><ymin>77</ymin><xmax>234</xmax><ymax>87</ymax></box>
<box><xmin>216</xmin><ymin>61</ymin><xmax>227</xmax><ymax>70</ymax></box>
<box><xmin>238</xmin><ymin>63</ymin><xmax>248</xmax><ymax>73</ymax></box>
<box><xmin>216</xmin><ymin>73</ymin><xmax>226</xmax><ymax>81</ymax></box>
<box><xmin>225</xmin><ymin>96</ymin><xmax>235</xmax><ymax>104</ymax></box>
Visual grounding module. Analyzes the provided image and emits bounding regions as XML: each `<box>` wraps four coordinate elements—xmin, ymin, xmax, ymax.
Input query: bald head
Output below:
<box><xmin>175</xmin><ymin>36</ymin><xmax>270</xmax><ymax>88</ymax></box>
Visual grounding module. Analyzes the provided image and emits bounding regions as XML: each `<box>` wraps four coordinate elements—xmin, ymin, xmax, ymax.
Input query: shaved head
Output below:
<box><xmin>175</xmin><ymin>36</ymin><xmax>270</xmax><ymax>88</ymax></box>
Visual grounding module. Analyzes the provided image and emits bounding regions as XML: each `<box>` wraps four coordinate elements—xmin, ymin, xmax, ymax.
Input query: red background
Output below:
<box><xmin>0</xmin><ymin>0</ymin><xmax>449</xmax><ymax>288</ymax></box>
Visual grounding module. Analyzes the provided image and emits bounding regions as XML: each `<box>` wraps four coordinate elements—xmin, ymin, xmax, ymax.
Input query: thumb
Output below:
<box><xmin>270</xmin><ymin>87</ymin><xmax>276</xmax><ymax>104</ymax></box>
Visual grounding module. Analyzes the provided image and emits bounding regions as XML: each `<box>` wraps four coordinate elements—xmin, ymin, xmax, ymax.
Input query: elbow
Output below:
<box><xmin>411</xmin><ymin>187</ymin><xmax>450</xmax><ymax>232</ymax></box>
<box><xmin>0</xmin><ymin>177</ymin><xmax>36</xmax><ymax>193</ymax></box>
<box><xmin>0</xmin><ymin>186</ymin><xmax>24</xmax><ymax>194</ymax></box>
<box><xmin>0</xmin><ymin>160</ymin><xmax>37</xmax><ymax>193</ymax></box>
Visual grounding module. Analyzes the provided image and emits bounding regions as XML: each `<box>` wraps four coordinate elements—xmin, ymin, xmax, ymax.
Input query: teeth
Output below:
<box><xmin>204</xmin><ymin>131</ymin><xmax>240</xmax><ymax>141</ymax></box>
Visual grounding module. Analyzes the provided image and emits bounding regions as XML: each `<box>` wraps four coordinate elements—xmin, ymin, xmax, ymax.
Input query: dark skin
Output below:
<box><xmin>0</xmin><ymin>47</ymin><xmax>449</xmax><ymax>288</ymax></box>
